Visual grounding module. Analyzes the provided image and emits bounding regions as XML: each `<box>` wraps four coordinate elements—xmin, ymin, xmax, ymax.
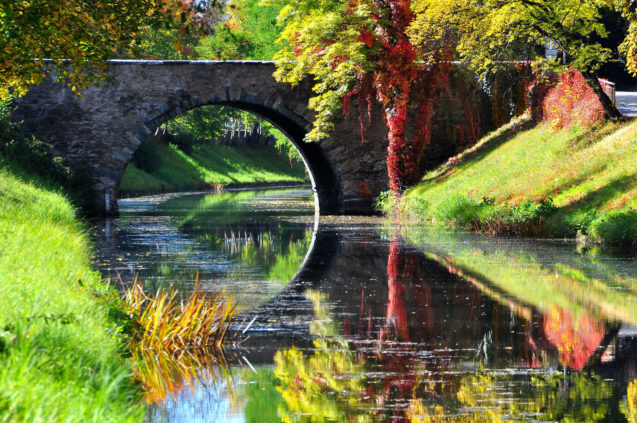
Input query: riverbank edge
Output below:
<box><xmin>119</xmin><ymin>141</ymin><xmax>309</xmax><ymax>195</ymax></box>
<box><xmin>389</xmin><ymin>116</ymin><xmax>637</xmax><ymax>251</ymax></box>
<box><xmin>119</xmin><ymin>181</ymin><xmax>312</xmax><ymax>199</ymax></box>
<box><xmin>0</xmin><ymin>156</ymin><xmax>145</xmax><ymax>421</ymax></box>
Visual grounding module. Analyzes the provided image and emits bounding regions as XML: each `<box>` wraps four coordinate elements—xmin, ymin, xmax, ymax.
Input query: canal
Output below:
<box><xmin>93</xmin><ymin>188</ymin><xmax>637</xmax><ymax>422</ymax></box>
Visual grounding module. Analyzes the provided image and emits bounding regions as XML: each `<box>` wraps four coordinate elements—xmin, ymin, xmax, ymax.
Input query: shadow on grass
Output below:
<box><xmin>559</xmin><ymin>172</ymin><xmax>637</xmax><ymax>213</ymax></box>
<box><xmin>422</xmin><ymin>117</ymin><xmax>536</xmax><ymax>185</ymax></box>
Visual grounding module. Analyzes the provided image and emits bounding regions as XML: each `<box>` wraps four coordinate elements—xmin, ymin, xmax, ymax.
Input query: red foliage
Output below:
<box><xmin>541</xmin><ymin>70</ymin><xmax>606</xmax><ymax>128</ymax></box>
<box><xmin>527</xmin><ymin>68</ymin><xmax>606</xmax><ymax>128</ymax></box>
<box><xmin>383</xmin><ymin>234</ymin><xmax>410</xmax><ymax>342</ymax></box>
<box><xmin>357</xmin><ymin>180</ymin><xmax>372</xmax><ymax>199</ymax></box>
<box><xmin>543</xmin><ymin>306</ymin><xmax>605</xmax><ymax>371</ymax></box>
<box><xmin>341</xmin><ymin>0</ymin><xmax>454</xmax><ymax>196</ymax></box>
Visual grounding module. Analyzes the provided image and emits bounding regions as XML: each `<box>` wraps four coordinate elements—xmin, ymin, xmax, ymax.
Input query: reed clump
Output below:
<box><xmin>123</xmin><ymin>276</ymin><xmax>235</xmax><ymax>402</ymax></box>
<box><xmin>124</xmin><ymin>276</ymin><xmax>235</xmax><ymax>354</ymax></box>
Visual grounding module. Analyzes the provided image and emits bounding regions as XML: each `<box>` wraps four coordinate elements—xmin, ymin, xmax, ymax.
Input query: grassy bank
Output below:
<box><xmin>397</xmin><ymin>116</ymin><xmax>637</xmax><ymax>248</ymax></box>
<box><xmin>120</xmin><ymin>137</ymin><xmax>308</xmax><ymax>195</ymax></box>
<box><xmin>0</xmin><ymin>155</ymin><xmax>144</xmax><ymax>421</ymax></box>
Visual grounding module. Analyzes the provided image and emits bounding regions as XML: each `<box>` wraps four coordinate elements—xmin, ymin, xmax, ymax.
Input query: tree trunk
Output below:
<box><xmin>581</xmin><ymin>70</ymin><xmax>623</xmax><ymax>121</ymax></box>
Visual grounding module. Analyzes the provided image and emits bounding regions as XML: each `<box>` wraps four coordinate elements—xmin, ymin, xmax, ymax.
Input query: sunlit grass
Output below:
<box><xmin>120</xmin><ymin>142</ymin><xmax>307</xmax><ymax>194</ymax></box>
<box><xmin>0</xmin><ymin>155</ymin><xmax>144</xmax><ymax>422</ymax></box>
<box><xmin>403</xmin><ymin>118</ymin><xmax>637</xmax><ymax>246</ymax></box>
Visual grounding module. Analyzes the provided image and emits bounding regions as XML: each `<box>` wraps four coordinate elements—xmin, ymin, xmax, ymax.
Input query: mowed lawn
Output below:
<box><xmin>120</xmin><ymin>142</ymin><xmax>308</xmax><ymax>194</ymax></box>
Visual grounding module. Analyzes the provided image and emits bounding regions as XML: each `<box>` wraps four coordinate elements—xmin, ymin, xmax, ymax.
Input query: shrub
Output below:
<box><xmin>375</xmin><ymin>190</ymin><xmax>396</xmax><ymax>213</ymax></box>
<box><xmin>167</xmin><ymin>130</ymin><xmax>196</xmax><ymax>154</ymax></box>
<box><xmin>587</xmin><ymin>210</ymin><xmax>637</xmax><ymax>248</ymax></box>
<box><xmin>431</xmin><ymin>195</ymin><xmax>557</xmax><ymax>236</ymax></box>
<box><xmin>434</xmin><ymin>194</ymin><xmax>481</xmax><ymax>226</ymax></box>
<box><xmin>540</xmin><ymin>70</ymin><xmax>605</xmax><ymax>129</ymax></box>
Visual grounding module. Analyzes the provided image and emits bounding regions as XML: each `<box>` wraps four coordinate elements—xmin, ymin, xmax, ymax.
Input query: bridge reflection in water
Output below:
<box><xmin>93</xmin><ymin>189</ymin><xmax>637</xmax><ymax>422</ymax></box>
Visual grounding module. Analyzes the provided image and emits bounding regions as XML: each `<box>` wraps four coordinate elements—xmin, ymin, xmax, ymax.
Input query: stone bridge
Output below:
<box><xmin>14</xmin><ymin>60</ymin><xmax>490</xmax><ymax>215</ymax></box>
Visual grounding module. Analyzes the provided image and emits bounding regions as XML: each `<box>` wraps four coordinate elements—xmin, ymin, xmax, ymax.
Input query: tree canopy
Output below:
<box><xmin>0</xmin><ymin>0</ymin><xmax>212</xmax><ymax>99</ymax></box>
<box><xmin>621</xmin><ymin>0</ymin><xmax>637</xmax><ymax>75</ymax></box>
<box><xmin>196</xmin><ymin>0</ymin><xmax>282</xmax><ymax>60</ymax></box>
<box><xmin>408</xmin><ymin>0</ymin><xmax>624</xmax><ymax>119</ymax></box>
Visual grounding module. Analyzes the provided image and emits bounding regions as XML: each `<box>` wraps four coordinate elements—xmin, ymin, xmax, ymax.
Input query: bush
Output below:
<box><xmin>434</xmin><ymin>194</ymin><xmax>481</xmax><ymax>226</ymax></box>
<box><xmin>430</xmin><ymin>195</ymin><xmax>557</xmax><ymax>236</ymax></box>
<box><xmin>588</xmin><ymin>210</ymin><xmax>637</xmax><ymax>247</ymax></box>
<box><xmin>375</xmin><ymin>190</ymin><xmax>396</xmax><ymax>213</ymax></box>
<box><xmin>167</xmin><ymin>130</ymin><xmax>196</xmax><ymax>154</ymax></box>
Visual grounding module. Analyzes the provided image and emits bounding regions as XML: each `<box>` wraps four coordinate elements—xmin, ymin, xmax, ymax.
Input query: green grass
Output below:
<box><xmin>0</xmin><ymin>154</ymin><xmax>144</xmax><ymax>422</ymax></box>
<box><xmin>120</xmin><ymin>141</ymin><xmax>308</xmax><ymax>194</ymax></box>
<box><xmin>400</xmin><ymin>116</ymin><xmax>637</xmax><ymax>247</ymax></box>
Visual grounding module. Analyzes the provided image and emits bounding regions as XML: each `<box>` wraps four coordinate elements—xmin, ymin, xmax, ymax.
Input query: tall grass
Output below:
<box><xmin>0</xmin><ymin>154</ymin><xmax>145</xmax><ymax>421</ymax></box>
<box><xmin>124</xmin><ymin>275</ymin><xmax>235</xmax><ymax>404</ymax></box>
<box><xmin>125</xmin><ymin>276</ymin><xmax>235</xmax><ymax>354</ymax></box>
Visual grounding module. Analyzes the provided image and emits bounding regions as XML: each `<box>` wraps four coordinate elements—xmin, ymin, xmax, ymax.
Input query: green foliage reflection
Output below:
<box><xmin>273</xmin><ymin>286</ymin><xmax>621</xmax><ymax>422</ymax></box>
<box><xmin>274</xmin><ymin>291</ymin><xmax>372</xmax><ymax>422</ymax></box>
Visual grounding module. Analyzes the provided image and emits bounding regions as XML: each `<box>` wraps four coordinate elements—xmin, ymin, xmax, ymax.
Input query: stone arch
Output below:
<box><xmin>14</xmin><ymin>61</ymin><xmax>376</xmax><ymax>215</ymax></box>
<box><xmin>12</xmin><ymin>60</ymin><xmax>497</xmax><ymax>216</ymax></box>
<box><xmin>122</xmin><ymin>97</ymin><xmax>342</xmax><ymax>216</ymax></box>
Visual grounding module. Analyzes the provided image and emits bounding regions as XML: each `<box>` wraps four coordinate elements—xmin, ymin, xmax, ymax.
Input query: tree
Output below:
<box><xmin>196</xmin><ymin>0</ymin><xmax>283</xmax><ymax>60</ymax></box>
<box><xmin>621</xmin><ymin>0</ymin><xmax>637</xmax><ymax>75</ymax></box>
<box><xmin>0</xmin><ymin>0</ymin><xmax>212</xmax><ymax>100</ymax></box>
<box><xmin>270</xmin><ymin>0</ymin><xmax>452</xmax><ymax>195</ymax></box>
<box><xmin>408</xmin><ymin>0</ymin><xmax>623</xmax><ymax>120</ymax></box>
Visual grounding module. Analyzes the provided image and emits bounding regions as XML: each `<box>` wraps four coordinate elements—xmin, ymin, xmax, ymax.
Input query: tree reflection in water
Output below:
<box><xmin>274</xmin><ymin>290</ymin><xmax>371</xmax><ymax>422</ymax></box>
<box><xmin>273</xmin><ymin>233</ymin><xmax>625</xmax><ymax>422</ymax></box>
<box><xmin>624</xmin><ymin>379</ymin><xmax>637</xmax><ymax>422</ymax></box>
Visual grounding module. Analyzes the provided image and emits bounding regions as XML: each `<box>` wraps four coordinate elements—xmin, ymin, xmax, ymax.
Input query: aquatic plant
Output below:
<box><xmin>124</xmin><ymin>275</ymin><xmax>235</xmax><ymax>354</ymax></box>
<box><xmin>123</xmin><ymin>275</ymin><xmax>235</xmax><ymax>401</ymax></box>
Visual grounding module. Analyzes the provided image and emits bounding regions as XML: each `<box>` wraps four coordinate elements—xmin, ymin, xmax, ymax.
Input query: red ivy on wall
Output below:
<box><xmin>344</xmin><ymin>0</ymin><xmax>454</xmax><ymax>197</ymax></box>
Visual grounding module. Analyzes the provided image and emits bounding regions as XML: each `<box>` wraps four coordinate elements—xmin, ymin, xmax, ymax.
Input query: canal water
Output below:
<box><xmin>93</xmin><ymin>188</ymin><xmax>637</xmax><ymax>422</ymax></box>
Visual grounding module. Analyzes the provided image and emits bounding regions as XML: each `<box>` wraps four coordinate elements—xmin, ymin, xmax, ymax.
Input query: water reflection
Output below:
<box><xmin>94</xmin><ymin>189</ymin><xmax>315</xmax><ymax>311</ymax></box>
<box><xmin>93</xmin><ymin>190</ymin><xmax>637</xmax><ymax>421</ymax></box>
<box><xmin>242</xmin><ymin>229</ymin><xmax>636</xmax><ymax>422</ymax></box>
<box><xmin>265</xmin><ymin>231</ymin><xmax>636</xmax><ymax>421</ymax></box>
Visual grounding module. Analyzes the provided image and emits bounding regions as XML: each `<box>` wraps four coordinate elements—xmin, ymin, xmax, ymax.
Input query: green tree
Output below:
<box><xmin>269</xmin><ymin>0</ymin><xmax>452</xmax><ymax>195</ymax></box>
<box><xmin>408</xmin><ymin>0</ymin><xmax>623</xmax><ymax>120</ymax></box>
<box><xmin>196</xmin><ymin>0</ymin><xmax>283</xmax><ymax>60</ymax></box>
<box><xmin>0</xmin><ymin>0</ymin><xmax>211</xmax><ymax>100</ymax></box>
<box><xmin>621</xmin><ymin>0</ymin><xmax>637</xmax><ymax>76</ymax></box>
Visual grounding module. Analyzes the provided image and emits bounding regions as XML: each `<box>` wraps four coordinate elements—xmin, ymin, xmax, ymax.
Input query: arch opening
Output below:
<box><xmin>117</xmin><ymin>101</ymin><xmax>341</xmax><ymax>215</ymax></box>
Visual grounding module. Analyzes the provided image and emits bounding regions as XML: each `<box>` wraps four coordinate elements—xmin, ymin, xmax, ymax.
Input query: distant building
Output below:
<box><xmin>545</xmin><ymin>38</ymin><xmax>559</xmax><ymax>61</ymax></box>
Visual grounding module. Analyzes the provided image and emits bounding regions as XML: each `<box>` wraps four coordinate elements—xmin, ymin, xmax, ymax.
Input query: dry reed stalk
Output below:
<box><xmin>124</xmin><ymin>273</ymin><xmax>236</xmax><ymax>402</ymax></box>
